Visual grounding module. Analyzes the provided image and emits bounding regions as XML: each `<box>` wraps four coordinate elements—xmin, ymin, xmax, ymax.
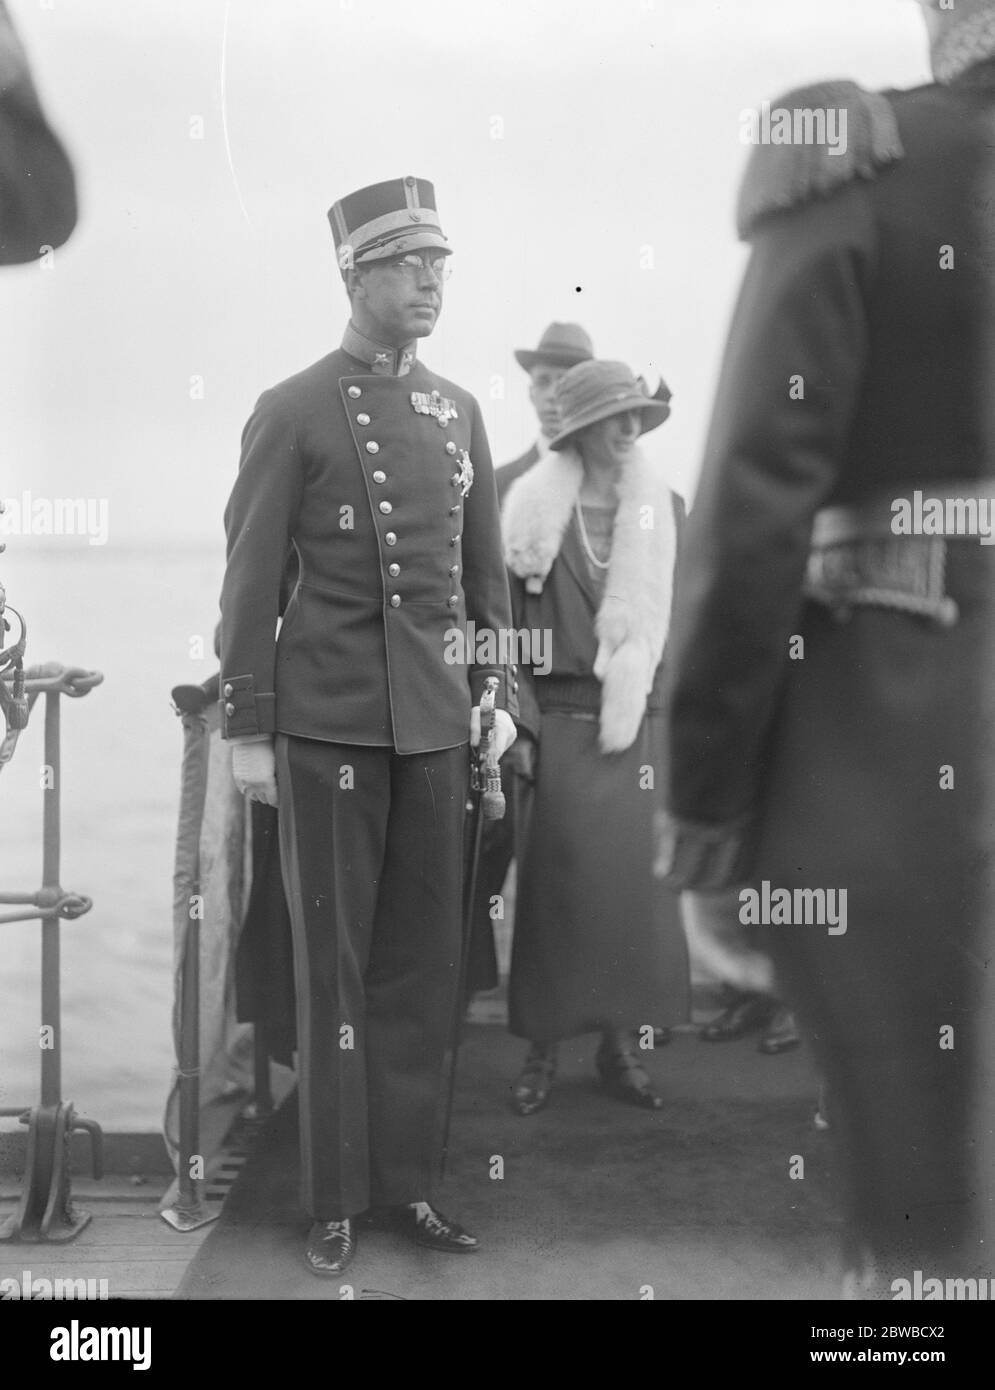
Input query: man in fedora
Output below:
<box><xmin>219</xmin><ymin>176</ymin><xmax>517</xmax><ymax>1276</ymax></box>
<box><xmin>496</xmin><ymin>322</ymin><xmax>594</xmax><ymax>502</ymax></box>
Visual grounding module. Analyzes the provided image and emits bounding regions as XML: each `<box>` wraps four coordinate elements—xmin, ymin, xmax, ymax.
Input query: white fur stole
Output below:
<box><xmin>502</xmin><ymin>445</ymin><xmax>677</xmax><ymax>753</ymax></box>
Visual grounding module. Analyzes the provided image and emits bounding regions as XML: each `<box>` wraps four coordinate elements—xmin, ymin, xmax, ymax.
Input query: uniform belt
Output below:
<box><xmin>537</xmin><ymin>673</ymin><xmax>665</xmax><ymax>717</ymax></box>
<box><xmin>804</xmin><ymin>480</ymin><xmax>995</xmax><ymax>627</ymax></box>
<box><xmin>537</xmin><ymin>675</ymin><xmax>602</xmax><ymax>715</ymax></box>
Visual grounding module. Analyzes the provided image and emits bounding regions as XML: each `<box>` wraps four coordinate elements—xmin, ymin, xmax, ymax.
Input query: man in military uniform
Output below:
<box><xmin>220</xmin><ymin>176</ymin><xmax>517</xmax><ymax>1276</ymax></box>
<box><xmin>660</xmin><ymin>0</ymin><xmax>995</xmax><ymax>1292</ymax></box>
<box><xmin>466</xmin><ymin>323</ymin><xmax>594</xmax><ymax>998</ymax></box>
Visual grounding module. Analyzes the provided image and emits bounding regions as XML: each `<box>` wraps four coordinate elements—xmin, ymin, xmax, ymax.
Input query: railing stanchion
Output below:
<box><xmin>0</xmin><ymin>677</ymin><xmax>103</xmax><ymax>1244</ymax></box>
<box><xmin>41</xmin><ymin>691</ymin><xmax>61</xmax><ymax>1109</ymax></box>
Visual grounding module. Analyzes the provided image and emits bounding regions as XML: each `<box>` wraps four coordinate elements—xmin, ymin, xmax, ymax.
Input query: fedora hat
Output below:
<box><xmin>514</xmin><ymin>322</ymin><xmax>594</xmax><ymax>373</ymax></box>
<box><xmin>328</xmin><ymin>176</ymin><xmax>450</xmax><ymax>268</ymax></box>
<box><xmin>548</xmin><ymin>360</ymin><xmax>672</xmax><ymax>451</ymax></box>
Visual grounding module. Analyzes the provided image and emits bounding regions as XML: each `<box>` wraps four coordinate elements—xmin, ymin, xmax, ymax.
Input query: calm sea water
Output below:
<box><xmin>0</xmin><ymin>542</ymin><xmax>224</xmax><ymax>1130</ymax></box>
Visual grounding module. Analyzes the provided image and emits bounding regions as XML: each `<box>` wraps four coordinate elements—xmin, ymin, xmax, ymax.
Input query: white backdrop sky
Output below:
<box><xmin>2</xmin><ymin>0</ymin><xmax>929</xmax><ymax>542</ymax></box>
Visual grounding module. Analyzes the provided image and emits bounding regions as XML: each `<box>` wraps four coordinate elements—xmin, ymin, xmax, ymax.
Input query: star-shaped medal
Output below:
<box><xmin>456</xmin><ymin>448</ymin><xmax>474</xmax><ymax>497</ymax></box>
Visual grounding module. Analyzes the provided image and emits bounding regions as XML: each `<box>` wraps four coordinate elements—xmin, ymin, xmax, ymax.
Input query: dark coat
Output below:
<box><xmin>663</xmin><ymin>71</ymin><xmax>995</xmax><ymax>1270</ymax></box>
<box><xmin>512</xmin><ymin>492</ymin><xmax>686</xmax><ymax>739</ymax></box>
<box><xmin>220</xmin><ymin>348</ymin><xmax>517</xmax><ymax>752</ymax></box>
<box><xmin>666</xmin><ymin>71</ymin><xmax>995</xmax><ymax>838</ymax></box>
<box><xmin>0</xmin><ymin>6</ymin><xmax>76</xmax><ymax>264</ymax></box>
<box><xmin>507</xmin><ymin>504</ymin><xmax>689</xmax><ymax>1040</ymax></box>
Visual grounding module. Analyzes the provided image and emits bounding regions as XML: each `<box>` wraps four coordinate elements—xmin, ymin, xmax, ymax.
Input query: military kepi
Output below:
<box><xmin>328</xmin><ymin>176</ymin><xmax>450</xmax><ymax>269</ymax></box>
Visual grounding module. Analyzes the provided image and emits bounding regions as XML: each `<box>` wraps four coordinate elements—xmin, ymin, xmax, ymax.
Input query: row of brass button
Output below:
<box><xmin>346</xmin><ymin>382</ymin><xmax>462</xmax><ymax>613</ymax></box>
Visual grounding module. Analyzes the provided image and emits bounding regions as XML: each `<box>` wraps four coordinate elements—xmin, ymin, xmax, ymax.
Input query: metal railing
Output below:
<box><xmin>0</xmin><ymin>671</ymin><xmax>104</xmax><ymax>1243</ymax></box>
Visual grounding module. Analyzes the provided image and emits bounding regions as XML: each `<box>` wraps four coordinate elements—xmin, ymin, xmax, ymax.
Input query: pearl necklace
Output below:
<box><xmin>574</xmin><ymin>498</ymin><xmax>612</xmax><ymax>570</ymax></box>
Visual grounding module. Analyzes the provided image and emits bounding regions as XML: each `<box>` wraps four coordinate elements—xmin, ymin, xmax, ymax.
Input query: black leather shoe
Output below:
<box><xmin>304</xmin><ymin>1218</ymin><xmax>356</xmax><ymax>1276</ymax></box>
<box><xmin>390</xmin><ymin>1203</ymin><xmax>479</xmax><ymax>1253</ymax></box>
<box><xmin>759</xmin><ymin>1004</ymin><xmax>801</xmax><ymax>1054</ymax></box>
<box><xmin>511</xmin><ymin>1043</ymin><xmax>557</xmax><ymax>1116</ymax></box>
<box><xmin>701</xmin><ymin>991</ymin><xmax>776</xmax><ymax>1042</ymax></box>
<box><xmin>595</xmin><ymin>1043</ymin><xmax>663</xmax><ymax>1110</ymax></box>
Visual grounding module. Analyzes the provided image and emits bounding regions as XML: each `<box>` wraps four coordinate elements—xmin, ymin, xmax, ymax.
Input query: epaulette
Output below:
<box><xmin>736</xmin><ymin>79</ymin><xmax>904</xmax><ymax>240</ymax></box>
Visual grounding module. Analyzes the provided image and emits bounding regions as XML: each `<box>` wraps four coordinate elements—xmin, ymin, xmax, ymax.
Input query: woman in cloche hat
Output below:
<box><xmin>501</xmin><ymin>359</ymin><xmax>689</xmax><ymax>1114</ymax></box>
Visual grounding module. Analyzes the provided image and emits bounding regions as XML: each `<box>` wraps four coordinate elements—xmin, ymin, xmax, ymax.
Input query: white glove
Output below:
<box><xmin>231</xmin><ymin>737</ymin><xmax>278</xmax><ymax>807</ymax></box>
<box><xmin>469</xmin><ymin>706</ymin><xmax>517</xmax><ymax>761</ymax></box>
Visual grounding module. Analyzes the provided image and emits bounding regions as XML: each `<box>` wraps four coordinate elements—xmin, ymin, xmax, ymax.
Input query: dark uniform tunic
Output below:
<box><xmin>663</xmin><ymin>73</ymin><xmax>995</xmax><ymax>1276</ymax></box>
<box><xmin>220</xmin><ymin>323</ymin><xmax>516</xmax><ymax>1220</ymax></box>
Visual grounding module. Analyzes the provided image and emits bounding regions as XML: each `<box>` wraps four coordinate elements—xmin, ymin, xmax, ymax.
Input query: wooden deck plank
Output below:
<box><xmin>1</xmin><ymin>1246</ymin><xmax>208</xmax><ymax>1262</ymax></box>
<box><xmin>1</xmin><ymin>1229</ymin><xmax>213</xmax><ymax>1251</ymax></box>
<box><xmin>0</xmin><ymin>1207</ymin><xmax>209</xmax><ymax>1300</ymax></box>
<box><xmin>0</xmin><ymin>1213</ymin><xmax>213</xmax><ymax>1238</ymax></box>
<box><xmin>2</xmin><ymin>1202</ymin><xmax>189</xmax><ymax>1219</ymax></box>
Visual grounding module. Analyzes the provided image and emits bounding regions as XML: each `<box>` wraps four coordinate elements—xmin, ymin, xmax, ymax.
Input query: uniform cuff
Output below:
<box><xmin>653</xmin><ymin>810</ymin><xmax>756</xmax><ymax>893</ymax></box>
<box><xmin>220</xmin><ymin>674</ymin><xmax>276</xmax><ymax>739</ymax></box>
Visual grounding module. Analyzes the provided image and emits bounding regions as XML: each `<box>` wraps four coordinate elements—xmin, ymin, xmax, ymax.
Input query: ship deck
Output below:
<box><xmin>1</xmin><ymin>1005</ymin><xmax>842</xmax><ymax>1301</ymax></box>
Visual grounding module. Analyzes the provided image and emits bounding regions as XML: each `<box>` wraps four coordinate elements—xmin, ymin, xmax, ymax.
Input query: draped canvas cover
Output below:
<box><xmin>160</xmin><ymin>705</ymin><xmax>256</xmax><ymax>1207</ymax></box>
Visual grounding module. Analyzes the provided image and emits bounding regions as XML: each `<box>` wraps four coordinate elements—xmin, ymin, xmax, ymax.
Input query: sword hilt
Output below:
<box><xmin>473</xmin><ymin>676</ymin><xmax>505</xmax><ymax>820</ymax></box>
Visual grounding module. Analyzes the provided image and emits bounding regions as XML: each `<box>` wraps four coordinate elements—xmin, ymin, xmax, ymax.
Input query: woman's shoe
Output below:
<box><xmin>701</xmin><ymin>990</ymin><xmax>776</xmax><ymax>1042</ymax></box>
<box><xmin>511</xmin><ymin>1043</ymin><xmax>557</xmax><ymax>1116</ymax></box>
<box><xmin>758</xmin><ymin>1005</ymin><xmax>801</xmax><ymax>1054</ymax></box>
<box><xmin>595</xmin><ymin>1041</ymin><xmax>663</xmax><ymax>1110</ymax></box>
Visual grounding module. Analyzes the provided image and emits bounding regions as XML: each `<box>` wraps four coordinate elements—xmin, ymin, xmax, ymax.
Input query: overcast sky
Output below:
<box><xmin>2</xmin><ymin>0</ymin><xmax>929</xmax><ymax>543</ymax></box>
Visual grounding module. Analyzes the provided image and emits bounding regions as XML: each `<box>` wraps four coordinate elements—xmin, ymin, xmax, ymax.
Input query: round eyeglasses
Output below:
<box><xmin>381</xmin><ymin>252</ymin><xmax>452</xmax><ymax>282</ymax></box>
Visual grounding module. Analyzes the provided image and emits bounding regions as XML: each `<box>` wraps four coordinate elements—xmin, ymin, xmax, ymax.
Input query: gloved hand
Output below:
<box><xmin>231</xmin><ymin>736</ymin><xmax>278</xmax><ymax>807</ymax></box>
<box><xmin>469</xmin><ymin>706</ymin><xmax>517</xmax><ymax>761</ymax></box>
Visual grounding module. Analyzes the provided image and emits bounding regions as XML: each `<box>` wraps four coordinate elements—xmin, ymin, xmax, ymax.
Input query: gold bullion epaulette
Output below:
<box><xmin>736</xmin><ymin>79</ymin><xmax>904</xmax><ymax>241</ymax></box>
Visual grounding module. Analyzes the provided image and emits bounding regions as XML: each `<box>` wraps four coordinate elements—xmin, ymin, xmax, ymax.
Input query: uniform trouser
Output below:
<box><xmin>768</xmin><ymin>914</ymin><xmax>982</xmax><ymax>1277</ymax></box>
<box><xmin>275</xmin><ymin>734</ymin><xmax>468</xmax><ymax>1222</ymax></box>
